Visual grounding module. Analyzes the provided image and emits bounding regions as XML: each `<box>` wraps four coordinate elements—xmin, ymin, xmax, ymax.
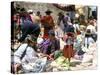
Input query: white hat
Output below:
<box><xmin>27</xmin><ymin>9</ymin><xmax>33</xmax><ymax>13</ymax></box>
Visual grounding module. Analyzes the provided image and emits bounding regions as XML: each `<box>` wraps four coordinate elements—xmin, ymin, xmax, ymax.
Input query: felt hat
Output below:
<box><xmin>45</xmin><ymin>9</ymin><xmax>52</xmax><ymax>14</ymax></box>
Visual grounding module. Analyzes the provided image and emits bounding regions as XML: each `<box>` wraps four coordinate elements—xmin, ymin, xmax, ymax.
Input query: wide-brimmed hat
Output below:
<box><xmin>20</xmin><ymin>8</ymin><xmax>26</xmax><ymax>12</ymax></box>
<box><xmin>58</xmin><ymin>12</ymin><xmax>63</xmax><ymax>16</ymax></box>
<box><xmin>45</xmin><ymin>9</ymin><xmax>52</xmax><ymax>14</ymax></box>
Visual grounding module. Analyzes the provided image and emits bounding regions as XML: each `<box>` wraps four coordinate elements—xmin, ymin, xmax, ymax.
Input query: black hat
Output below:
<box><xmin>20</xmin><ymin>8</ymin><xmax>26</xmax><ymax>12</ymax></box>
<box><xmin>45</xmin><ymin>9</ymin><xmax>52</xmax><ymax>14</ymax></box>
<box><xmin>58</xmin><ymin>12</ymin><xmax>63</xmax><ymax>16</ymax></box>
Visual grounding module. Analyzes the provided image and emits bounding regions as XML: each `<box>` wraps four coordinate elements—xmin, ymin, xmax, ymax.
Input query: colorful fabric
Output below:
<box><xmin>39</xmin><ymin>38</ymin><xmax>60</xmax><ymax>55</ymax></box>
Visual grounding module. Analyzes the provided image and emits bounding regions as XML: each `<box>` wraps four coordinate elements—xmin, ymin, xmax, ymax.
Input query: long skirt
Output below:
<box><xmin>63</xmin><ymin>45</ymin><xmax>75</xmax><ymax>59</ymax></box>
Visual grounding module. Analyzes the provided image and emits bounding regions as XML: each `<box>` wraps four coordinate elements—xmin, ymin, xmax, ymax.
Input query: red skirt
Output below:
<box><xmin>63</xmin><ymin>45</ymin><xmax>75</xmax><ymax>59</ymax></box>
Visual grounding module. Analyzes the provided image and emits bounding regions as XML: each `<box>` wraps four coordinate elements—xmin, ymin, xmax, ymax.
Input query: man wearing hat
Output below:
<box><xmin>41</xmin><ymin>9</ymin><xmax>55</xmax><ymax>39</ymax></box>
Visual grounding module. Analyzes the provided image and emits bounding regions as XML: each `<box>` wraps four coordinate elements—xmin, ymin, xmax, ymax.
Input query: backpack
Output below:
<box><xmin>65</xmin><ymin>25</ymin><xmax>75</xmax><ymax>33</ymax></box>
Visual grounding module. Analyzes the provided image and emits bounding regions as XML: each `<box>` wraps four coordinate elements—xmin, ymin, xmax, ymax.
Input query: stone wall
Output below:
<box><xmin>14</xmin><ymin>1</ymin><xmax>68</xmax><ymax>24</ymax></box>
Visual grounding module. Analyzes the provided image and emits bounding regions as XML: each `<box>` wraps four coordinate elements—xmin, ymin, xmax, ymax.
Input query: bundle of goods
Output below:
<box><xmin>22</xmin><ymin>57</ymin><xmax>47</xmax><ymax>73</ymax></box>
<box><xmin>50</xmin><ymin>56</ymin><xmax>69</xmax><ymax>71</ymax></box>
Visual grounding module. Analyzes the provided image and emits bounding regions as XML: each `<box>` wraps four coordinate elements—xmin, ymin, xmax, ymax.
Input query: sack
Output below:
<box><xmin>22</xmin><ymin>57</ymin><xmax>47</xmax><ymax>73</ymax></box>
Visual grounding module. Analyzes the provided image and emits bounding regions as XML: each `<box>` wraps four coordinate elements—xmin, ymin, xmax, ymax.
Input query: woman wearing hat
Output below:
<box><xmin>41</xmin><ymin>9</ymin><xmax>55</xmax><ymax>39</ymax></box>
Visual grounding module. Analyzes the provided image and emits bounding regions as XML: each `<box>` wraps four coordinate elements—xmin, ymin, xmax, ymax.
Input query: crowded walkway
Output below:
<box><xmin>11</xmin><ymin>2</ymin><xmax>97</xmax><ymax>74</ymax></box>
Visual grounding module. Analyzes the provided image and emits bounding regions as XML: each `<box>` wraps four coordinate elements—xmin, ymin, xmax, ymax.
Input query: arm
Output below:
<box><xmin>51</xmin><ymin>39</ymin><xmax>60</xmax><ymax>55</ymax></box>
<box><xmin>49</xmin><ymin>16</ymin><xmax>55</xmax><ymax>27</ymax></box>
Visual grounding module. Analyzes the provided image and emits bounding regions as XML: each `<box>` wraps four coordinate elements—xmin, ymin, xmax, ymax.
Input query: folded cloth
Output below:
<box><xmin>22</xmin><ymin>57</ymin><xmax>47</xmax><ymax>73</ymax></box>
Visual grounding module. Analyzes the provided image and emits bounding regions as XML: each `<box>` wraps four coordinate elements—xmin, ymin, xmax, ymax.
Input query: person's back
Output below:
<box><xmin>34</xmin><ymin>15</ymin><xmax>41</xmax><ymax>25</ymax></box>
<box><xmin>41</xmin><ymin>15</ymin><xmax>54</xmax><ymax>28</ymax></box>
<box><xmin>14</xmin><ymin>43</ymin><xmax>28</xmax><ymax>58</ymax></box>
<box><xmin>14</xmin><ymin>43</ymin><xmax>38</xmax><ymax>63</ymax></box>
<box><xmin>65</xmin><ymin>23</ymin><xmax>75</xmax><ymax>33</ymax></box>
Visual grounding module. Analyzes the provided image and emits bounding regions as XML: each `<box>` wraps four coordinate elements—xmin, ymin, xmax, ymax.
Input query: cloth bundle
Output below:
<box><xmin>22</xmin><ymin>57</ymin><xmax>47</xmax><ymax>73</ymax></box>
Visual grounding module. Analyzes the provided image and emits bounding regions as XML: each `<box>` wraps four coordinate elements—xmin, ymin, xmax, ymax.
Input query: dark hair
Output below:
<box><xmin>89</xmin><ymin>16</ymin><xmax>94</xmax><ymax>20</ymax></box>
<box><xmin>37</xmin><ymin>11</ymin><xmax>40</xmax><ymax>14</ymax></box>
<box><xmin>49</xmin><ymin>30</ymin><xmax>55</xmax><ymax>36</ymax></box>
<box><xmin>20</xmin><ymin>8</ymin><xmax>28</xmax><ymax>18</ymax></box>
<box><xmin>45</xmin><ymin>9</ymin><xmax>52</xmax><ymax>15</ymax></box>
<box><xmin>46</xmin><ymin>12</ymin><xmax>51</xmax><ymax>15</ymax></box>
<box><xmin>27</xmin><ymin>39</ymin><xmax>38</xmax><ymax>52</ymax></box>
<box><xmin>66</xmin><ymin>13</ymin><xmax>69</xmax><ymax>16</ymax></box>
<box><xmin>58</xmin><ymin>12</ymin><xmax>64</xmax><ymax>20</ymax></box>
<box><xmin>29</xmin><ymin>12</ymin><xmax>33</xmax><ymax>14</ymax></box>
<box><xmin>86</xmin><ymin>29</ymin><xmax>91</xmax><ymax>33</ymax></box>
<box><xmin>20</xmin><ymin>8</ymin><xmax>26</xmax><ymax>12</ymax></box>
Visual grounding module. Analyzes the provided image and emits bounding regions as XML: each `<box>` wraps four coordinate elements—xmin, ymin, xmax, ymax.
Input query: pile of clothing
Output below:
<box><xmin>74</xmin><ymin>43</ymin><xmax>97</xmax><ymax>69</ymax></box>
<box><xmin>22</xmin><ymin>57</ymin><xmax>47</xmax><ymax>73</ymax></box>
<box><xmin>82</xmin><ymin>43</ymin><xmax>97</xmax><ymax>63</ymax></box>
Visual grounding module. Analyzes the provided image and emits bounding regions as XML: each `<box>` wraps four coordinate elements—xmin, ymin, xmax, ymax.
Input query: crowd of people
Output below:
<box><xmin>11</xmin><ymin>6</ymin><xmax>97</xmax><ymax>74</ymax></box>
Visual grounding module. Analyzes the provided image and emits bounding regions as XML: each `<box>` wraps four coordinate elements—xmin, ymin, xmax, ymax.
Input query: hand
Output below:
<box><xmin>14</xmin><ymin>64</ymin><xmax>22</xmax><ymax>73</ymax></box>
<box><xmin>39</xmin><ymin>53</ymin><xmax>49</xmax><ymax>57</ymax></box>
<box><xmin>50</xmin><ymin>53</ymin><xmax>54</xmax><ymax>57</ymax></box>
<box><xmin>48</xmin><ymin>55</ymin><xmax>54</xmax><ymax>61</ymax></box>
